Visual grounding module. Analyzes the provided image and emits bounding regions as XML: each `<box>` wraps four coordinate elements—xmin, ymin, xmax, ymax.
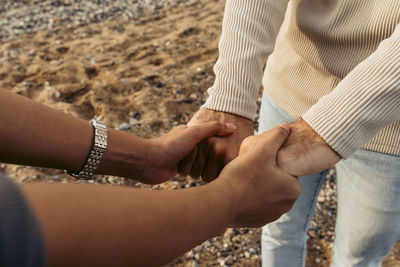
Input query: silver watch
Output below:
<box><xmin>66</xmin><ymin>119</ymin><xmax>108</xmax><ymax>179</ymax></box>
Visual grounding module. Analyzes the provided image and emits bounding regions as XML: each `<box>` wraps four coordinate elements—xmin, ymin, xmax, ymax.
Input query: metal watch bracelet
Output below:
<box><xmin>66</xmin><ymin>119</ymin><xmax>108</xmax><ymax>180</ymax></box>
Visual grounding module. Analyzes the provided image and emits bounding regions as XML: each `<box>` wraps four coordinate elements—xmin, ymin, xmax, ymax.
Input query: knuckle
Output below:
<box><xmin>241</xmin><ymin>136</ymin><xmax>252</xmax><ymax>149</ymax></box>
<box><xmin>278</xmin><ymin>126</ymin><xmax>288</xmax><ymax>136</ymax></box>
<box><xmin>213</xmin><ymin>142</ymin><xmax>227</xmax><ymax>156</ymax></box>
<box><xmin>210</xmin><ymin>121</ymin><xmax>222</xmax><ymax>128</ymax></box>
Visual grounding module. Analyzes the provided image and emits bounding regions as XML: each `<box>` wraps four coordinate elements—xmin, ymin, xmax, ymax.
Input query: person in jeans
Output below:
<box><xmin>182</xmin><ymin>0</ymin><xmax>400</xmax><ymax>266</ymax></box>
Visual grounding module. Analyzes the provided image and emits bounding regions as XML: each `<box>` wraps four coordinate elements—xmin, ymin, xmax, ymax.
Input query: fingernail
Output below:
<box><xmin>225</xmin><ymin>123</ymin><xmax>237</xmax><ymax>130</ymax></box>
<box><xmin>279</xmin><ymin>123</ymin><xmax>290</xmax><ymax>134</ymax></box>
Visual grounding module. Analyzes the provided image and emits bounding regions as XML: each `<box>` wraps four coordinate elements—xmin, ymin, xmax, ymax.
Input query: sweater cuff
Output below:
<box><xmin>202</xmin><ymin>86</ymin><xmax>257</xmax><ymax>121</ymax></box>
<box><xmin>302</xmin><ymin>105</ymin><xmax>360</xmax><ymax>159</ymax></box>
<box><xmin>302</xmin><ymin>24</ymin><xmax>400</xmax><ymax>159</ymax></box>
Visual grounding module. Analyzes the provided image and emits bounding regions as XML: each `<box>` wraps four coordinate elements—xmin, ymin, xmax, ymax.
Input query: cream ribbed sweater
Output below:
<box><xmin>203</xmin><ymin>0</ymin><xmax>400</xmax><ymax>158</ymax></box>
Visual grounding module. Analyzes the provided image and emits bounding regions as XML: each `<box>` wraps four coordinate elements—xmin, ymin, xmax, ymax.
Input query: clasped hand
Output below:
<box><xmin>138</xmin><ymin>109</ymin><xmax>340</xmax><ymax>227</ymax></box>
<box><xmin>180</xmin><ymin>108</ymin><xmax>341</xmax><ymax>179</ymax></box>
<box><xmin>173</xmin><ymin>109</ymin><xmax>342</xmax><ymax>227</ymax></box>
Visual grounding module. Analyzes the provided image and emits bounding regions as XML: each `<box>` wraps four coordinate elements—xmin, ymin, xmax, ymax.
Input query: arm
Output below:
<box><xmin>22</xmin><ymin>125</ymin><xmax>299</xmax><ymax>266</ymax></box>
<box><xmin>0</xmin><ymin>89</ymin><xmax>235</xmax><ymax>184</ymax></box>
<box><xmin>279</xmin><ymin>24</ymin><xmax>400</xmax><ymax>176</ymax></box>
<box><xmin>204</xmin><ymin>0</ymin><xmax>289</xmax><ymax>119</ymax></box>
<box><xmin>23</xmin><ymin>182</ymin><xmax>234</xmax><ymax>267</ymax></box>
<box><xmin>183</xmin><ymin>0</ymin><xmax>289</xmax><ymax>181</ymax></box>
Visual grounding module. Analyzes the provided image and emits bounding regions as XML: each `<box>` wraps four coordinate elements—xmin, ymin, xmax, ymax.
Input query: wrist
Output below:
<box><xmin>203</xmin><ymin>177</ymin><xmax>241</xmax><ymax>229</ymax></box>
<box><xmin>192</xmin><ymin>109</ymin><xmax>253</xmax><ymax>126</ymax></box>
<box><xmin>96</xmin><ymin>129</ymin><xmax>153</xmax><ymax>179</ymax></box>
<box><xmin>293</xmin><ymin>119</ymin><xmax>341</xmax><ymax>157</ymax></box>
<box><xmin>291</xmin><ymin>119</ymin><xmax>328</xmax><ymax>144</ymax></box>
<box><xmin>209</xmin><ymin>168</ymin><xmax>246</xmax><ymax>221</ymax></box>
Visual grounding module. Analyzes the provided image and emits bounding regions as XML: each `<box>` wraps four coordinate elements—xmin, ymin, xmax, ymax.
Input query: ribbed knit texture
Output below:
<box><xmin>203</xmin><ymin>0</ymin><xmax>400</xmax><ymax>158</ymax></box>
<box><xmin>0</xmin><ymin>174</ymin><xmax>45</xmax><ymax>266</ymax></box>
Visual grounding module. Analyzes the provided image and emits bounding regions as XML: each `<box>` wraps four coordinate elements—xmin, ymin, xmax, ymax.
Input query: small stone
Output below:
<box><xmin>225</xmin><ymin>255</ymin><xmax>234</xmax><ymax>266</ymax></box>
<box><xmin>155</xmin><ymin>80</ymin><xmax>165</xmax><ymax>88</ymax></box>
<box><xmin>244</xmin><ymin>251</ymin><xmax>250</xmax><ymax>258</ymax></box>
<box><xmin>119</xmin><ymin>123</ymin><xmax>131</xmax><ymax>131</ymax></box>
<box><xmin>54</xmin><ymin>91</ymin><xmax>61</xmax><ymax>99</ymax></box>
<box><xmin>129</xmin><ymin>118</ymin><xmax>140</xmax><ymax>126</ymax></box>
<box><xmin>249</xmin><ymin>248</ymin><xmax>257</xmax><ymax>254</ymax></box>
<box><xmin>50</xmin><ymin>175</ymin><xmax>62</xmax><ymax>181</ymax></box>
<box><xmin>24</xmin><ymin>81</ymin><xmax>34</xmax><ymax>89</ymax></box>
<box><xmin>120</xmin><ymin>78</ymin><xmax>129</xmax><ymax>84</ymax></box>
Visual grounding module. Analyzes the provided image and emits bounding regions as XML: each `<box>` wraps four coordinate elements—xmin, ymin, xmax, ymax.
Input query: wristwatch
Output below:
<box><xmin>66</xmin><ymin>119</ymin><xmax>108</xmax><ymax>179</ymax></box>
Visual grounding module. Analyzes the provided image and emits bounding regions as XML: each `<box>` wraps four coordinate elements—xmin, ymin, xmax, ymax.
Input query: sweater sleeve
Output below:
<box><xmin>0</xmin><ymin>174</ymin><xmax>45</xmax><ymax>266</ymax></box>
<box><xmin>302</xmin><ymin>23</ymin><xmax>400</xmax><ymax>159</ymax></box>
<box><xmin>202</xmin><ymin>0</ymin><xmax>289</xmax><ymax>120</ymax></box>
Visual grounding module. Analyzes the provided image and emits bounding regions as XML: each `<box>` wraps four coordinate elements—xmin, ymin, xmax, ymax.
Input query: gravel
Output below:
<box><xmin>0</xmin><ymin>0</ymin><xmax>199</xmax><ymax>42</ymax></box>
<box><xmin>0</xmin><ymin>1</ymin><xmax>340</xmax><ymax>265</ymax></box>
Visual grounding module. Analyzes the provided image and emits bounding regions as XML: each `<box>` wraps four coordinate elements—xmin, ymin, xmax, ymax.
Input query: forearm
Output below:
<box><xmin>22</xmin><ymin>181</ymin><xmax>235</xmax><ymax>267</ymax></box>
<box><xmin>302</xmin><ymin>24</ymin><xmax>400</xmax><ymax>158</ymax></box>
<box><xmin>0</xmin><ymin>89</ymin><xmax>92</xmax><ymax>171</ymax></box>
<box><xmin>0</xmin><ymin>89</ymin><xmax>150</xmax><ymax>179</ymax></box>
<box><xmin>203</xmin><ymin>0</ymin><xmax>288</xmax><ymax>119</ymax></box>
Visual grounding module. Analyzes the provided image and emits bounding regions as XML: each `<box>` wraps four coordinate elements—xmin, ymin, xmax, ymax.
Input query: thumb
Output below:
<box><xmin>186</xmin><ymin>121</ymin><xmax>236</xmax><ymax>143</ymax></box>
<box><xmin>260</xmin><ymin>123</ymin><xmax>290</xmax><ymax>154</ymax></box>
<box><xmin>239</xmin><ymin>135</ymin><xmax>257</xmax><ymax>155</ymax></box>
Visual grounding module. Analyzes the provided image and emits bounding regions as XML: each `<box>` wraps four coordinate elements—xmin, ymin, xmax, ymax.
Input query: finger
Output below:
<box><xmin>201</xmin><ymin>150</ymin><xmax>224</xmax><ymax>182</ymax></box>
<box><xmin>259</xmin><ymin>123</ymin><xmax>290</xmax><ymax>154</ymax></box>
<box><xmin>202</xmin><ymin>139</ymin><xmax>229</xmax><ymax>182</ymax></box>
<box><xmin>178</xmin><ymin>146</ymin><xmax>198</xmax><ymax>177</ymax></box>
<box><xmin>185</xmin><ymin>121</ymin><xmax>236</xmax><ymax>145</ymax></box>
<box><xmin>190</xmin><ymin>140</ymin><xmax>209</xmax><ymax>179</ymax></box>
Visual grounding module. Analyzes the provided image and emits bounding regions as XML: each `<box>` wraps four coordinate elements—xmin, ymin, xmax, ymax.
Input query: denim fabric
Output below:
<box><xmin>259</xmin><ymin>92</ymin><xmax>400</xmax><ymax>267</ymax></box>
<box><xmin>0</xmin><ymin>173</ymin><xmax>45</xmax><ymax>267</ymax></box>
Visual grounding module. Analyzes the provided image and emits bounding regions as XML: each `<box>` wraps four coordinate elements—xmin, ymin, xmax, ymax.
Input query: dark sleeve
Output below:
<box><xmin>0</xmin><ymin>173</ymin><xmax>45</xmax><ymax>267</ymax></box>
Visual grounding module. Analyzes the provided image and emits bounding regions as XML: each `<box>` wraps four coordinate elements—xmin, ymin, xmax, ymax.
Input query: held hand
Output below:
<box><xmin>144</xmin><ymin>121</ymin><xmax>236</xmax><ymax>184</ymax></box>
<box><xmin>216</xmin><ymin>124</ymin><xmax>300</xmax><ymax>228</ymax></box>
<box><xmin>277</xmin><ymin>120</ymin><xmax>342</xmax><ymax>176</ymax></box>
<box><xmin>179</xmin><ymin>108</ymin><xmax>254</xmax><ymax>182</ymax></box>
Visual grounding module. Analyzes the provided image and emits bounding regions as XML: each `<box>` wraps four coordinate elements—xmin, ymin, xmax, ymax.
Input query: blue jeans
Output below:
<box><xmin>259</xmin><ymin>92</ymin><xmax>400</xmax><ymax>267</ymax></box>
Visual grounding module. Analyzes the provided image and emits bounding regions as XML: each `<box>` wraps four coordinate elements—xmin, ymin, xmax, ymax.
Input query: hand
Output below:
<box><xmin>216</xmin><ymin>124</ymin><xmax>301</xmax><ymax>228</ymax></box>
<box><xmin>179</xmin><ymin>108</ymin><xmax>254</xmax><ymax>182</ymax></box>
<box><xmin>277</xmin><ymin>120</ymin><xmax>341</xmax><ymax>176</ymax></box>
<box><xmin>143</xmin><ymin>121</ymin><xmax>236</xmax><ymax>184</ymax></box>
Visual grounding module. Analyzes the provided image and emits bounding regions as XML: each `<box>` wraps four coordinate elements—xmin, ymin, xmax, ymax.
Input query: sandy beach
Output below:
<box><xmin>1</xmin><ymin>0</ymin><xmax>399</xmax><ymax>266</ymax></box>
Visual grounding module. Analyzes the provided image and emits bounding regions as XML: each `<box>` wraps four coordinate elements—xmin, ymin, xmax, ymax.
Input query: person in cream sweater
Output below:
<box><xmin>182</xmin><ymin>0</ymin><xmax>400</xmax><ymax>266</ymax></box>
